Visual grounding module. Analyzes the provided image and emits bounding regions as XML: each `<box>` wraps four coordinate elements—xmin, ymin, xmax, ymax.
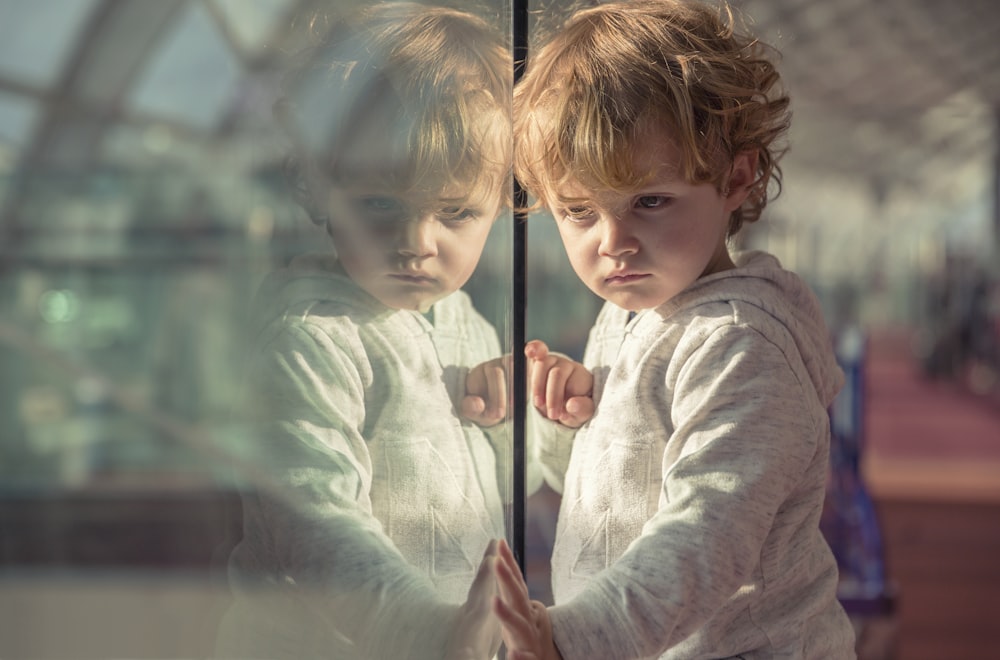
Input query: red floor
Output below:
<box><xmin>863</xmin><ymin>327</ymin><xmax>1000</xmax><ymax>502</ymax></box>
<box><xmin>856</xmin><ymin>327</ymin><xmax>1000</xmax><ymax>659</ymax></box>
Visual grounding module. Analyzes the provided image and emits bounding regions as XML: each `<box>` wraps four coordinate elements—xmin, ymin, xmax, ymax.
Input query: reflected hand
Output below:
<box><xmin>445</xmin><ymin>540</ymin><xmax>503</xmax><ymax>660</ymax></box>
<box><xmin>525</xmin><ymin>340</ymin><xmax>593</xmax><ymax>428</ymax></box>
<box><xmin>493</xmin><ymin>539</ymin><xmax>563</xmax><ymax>660</ymax></box>
<box><xmin>462</xmin><ymin>356</ymin><xmax>512</xmax><ymax>427</ymax></box>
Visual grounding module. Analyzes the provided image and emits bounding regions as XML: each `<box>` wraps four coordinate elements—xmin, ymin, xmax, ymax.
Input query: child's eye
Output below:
<box><xmin>436</xmin><ymin>206</ymin><xmax>478</xmax><ymax>224</ymax></box>
<box><xmin>350</xmin><ymin>196</ymin><xmax>407</xmax><ymax>233</ymax></box>
<box><xmin>635</xmin><ymin>195</ymin><xmax>671</xmax><ymax>209</ymax></box>
<box><xmin>356</xmin><ymin>196</ymin><xmax>406</xmax><ymax>216</ymax></box>
<box><xmin>562</xmin><ymin>206</ymin><xmax>597</xmax><ymax>223</ymax></box>
<box><xmin>351</xmin><ymin>195</ymin><xmax>407</xmax><ymax>224</ymax></box>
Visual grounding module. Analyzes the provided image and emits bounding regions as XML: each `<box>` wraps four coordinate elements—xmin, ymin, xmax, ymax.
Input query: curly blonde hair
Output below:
<box><xmin>278</xmin><ymin>2</ymin><xmax>512</xmax><ymax>224</ymax></box>
<box><xmin>514</xmin><ymin>0</ymin><xmax>790</xmax><ymax>235</ymax></box>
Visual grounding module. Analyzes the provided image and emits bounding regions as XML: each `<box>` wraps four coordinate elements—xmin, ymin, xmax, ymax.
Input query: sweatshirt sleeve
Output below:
<box><xmin>527</xmin><ymin>405</ymin><xmax>578</xmax><ymax>495</ymax></box>
<box><xmin>235</xmin><ymin>320</ymin><xmax>455</xmax><ymax>659</ymax></box>
<box><xmin>548</xmin><ymin>324</ymin><xmax>823</xmax><ymax>659</ymax></box>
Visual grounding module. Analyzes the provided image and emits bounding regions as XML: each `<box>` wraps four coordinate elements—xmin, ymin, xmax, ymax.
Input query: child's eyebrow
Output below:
<box><xmin>553</xmin><ymin>196</ymin><xmax>592</xmax><ymax>206</ymax></box>
<box><xmin>439</xmin><ymin>191</ymin><xmax>497</xmax><ymax>209</ymax></box>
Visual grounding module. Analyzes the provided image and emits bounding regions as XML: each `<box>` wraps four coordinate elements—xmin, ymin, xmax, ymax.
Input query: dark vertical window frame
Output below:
<box><xmin>511</xmin><ymin>0</ymin><xmax>529</xmax><ymax>573</ymax></box>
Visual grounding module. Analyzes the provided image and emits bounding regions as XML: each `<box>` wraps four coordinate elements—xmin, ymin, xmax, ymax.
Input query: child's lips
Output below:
<box><xmin>389</xmin><ymin>272</ymin><xmax>436</xmax><ymax>284</ymax></box>
<box><xmin>605</xmin><ymin>271</ymin><xmax>649</xmax><ymax>284</ymax></box>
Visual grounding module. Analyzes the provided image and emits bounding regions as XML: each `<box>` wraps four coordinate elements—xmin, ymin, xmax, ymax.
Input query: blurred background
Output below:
<box><xmin>0</xmin><ymin>0</ymin><xmax>997</xmax><ymax>658</ymax></box>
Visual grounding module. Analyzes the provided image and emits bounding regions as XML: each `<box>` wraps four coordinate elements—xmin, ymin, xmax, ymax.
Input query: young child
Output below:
<box><xmin>215</xmin><ymin>4</ymin><xmax>514</xmax><ymax>659</ymax></box>
<box><xmin>494</xmin><ymin>1</ymin><xmax>857</xmax><ymax>658</ymax></box>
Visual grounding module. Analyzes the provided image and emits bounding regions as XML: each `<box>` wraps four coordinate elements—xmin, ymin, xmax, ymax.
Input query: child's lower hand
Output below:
<box><xmin>526</xmin><ymin>340</ymin><xmax>593</xmax><ymax>428</ymax></box>
<box><xmin>445</xmin><ymin>540</ymin><xmax>502</xmax><ymax>660</ymax></box>
<box><xmin>462</xmin><ymin>356</ymin><xmax>512</xmax><ymax>426</ymax></box>
<box><xmin>493</xmin><ymin>539</ymin><xmax>563</xmax><ymax>660</ymax></box>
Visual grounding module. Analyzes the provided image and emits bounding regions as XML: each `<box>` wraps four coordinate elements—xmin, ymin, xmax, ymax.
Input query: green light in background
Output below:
<box><xmin>38</xmin><ymin>289</ymin><xmax>80</xmax><ymax>323</ymax></box>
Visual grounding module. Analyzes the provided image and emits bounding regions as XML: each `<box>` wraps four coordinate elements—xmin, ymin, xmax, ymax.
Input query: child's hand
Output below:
<box><xmin>445</xmin><ymin>540</ymin><xmax>502</xmax><ymax>660</ymax></box>
<box><xmin>526</xmin><ymin>340</ymin><xmax>593</xmax><ymax>428</ymax></box>
<box><xmin>462</xmin><ymin>356</ymin><xmax>512</xmax><ymax>427</ymax></box>
<box><xmin>493</xmin><ymin>539</ymin><xmax>563</xmax><ymax>660</ymax></box>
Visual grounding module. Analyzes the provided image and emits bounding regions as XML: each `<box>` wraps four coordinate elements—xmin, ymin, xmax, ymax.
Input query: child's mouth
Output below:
<box><xmin>390</xmin><ymin>273</ymin><xmax>435</xmax><ymax>284</ymax></box>
<box><xmin>606</xmin><ymin>273</ymin><xmax>649</xmax><ymax>284</ymax></box>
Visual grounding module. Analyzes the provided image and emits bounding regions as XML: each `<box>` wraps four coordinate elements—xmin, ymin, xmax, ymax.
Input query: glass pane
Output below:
<box><xmin>0</xmin><ymin>0</ymin><xmax>98</xmax><ymax>87</ymax></box>
<box><xmin>210</xmin><ymin>0</ymin><xmax>297</xmax><ymax>56</ymax></box>
<box><xmin>0</xmin><ymin>91</ymin><xmax>40</xmax><ymax>209</ymax></box>
<box><xmin>0</xmin><ymin>91</ymin><xmax>40</xmax><ymax>150</ymax></box>
<box><xmin>127</xmin><ymin>2</ymin><xmax>242</xmax><ymax>130</ymax></box>
<box><xmin>0</xmin><ymin>2</ymin><xmax>514</xmax><ymax>659</ymax></box>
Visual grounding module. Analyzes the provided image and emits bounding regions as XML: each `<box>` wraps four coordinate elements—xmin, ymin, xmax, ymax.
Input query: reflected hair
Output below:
<box><xmin>278</xmin><ymin>2</ymin><xmax>512</xmax><ymax>224</ymax></box>
<box><xmin>514</xmin><ymin>0</ymin><xmax>790</xmax><ymax>235</ymax></box>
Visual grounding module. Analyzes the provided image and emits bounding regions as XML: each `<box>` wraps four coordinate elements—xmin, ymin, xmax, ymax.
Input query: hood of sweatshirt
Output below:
<box><xmin>249</xmin><ymin>252</ymin><xmax>390</xmax><ymax>336</ymax></box>
<box><xmin>659</xmin><ymin>250</ymin><xmax>844</xmax><ymax>407</ymax></box>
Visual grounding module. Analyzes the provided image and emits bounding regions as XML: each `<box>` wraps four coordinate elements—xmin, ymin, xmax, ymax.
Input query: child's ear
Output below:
<box><xmin>284</xmin><ymin>158</ymin><xmax>330</xmax><ymax>226</ymax></box>
<box><xmin>723</xmin><ymin>150</ymin><xmax>758</xmax><ymax>213</ymax></box>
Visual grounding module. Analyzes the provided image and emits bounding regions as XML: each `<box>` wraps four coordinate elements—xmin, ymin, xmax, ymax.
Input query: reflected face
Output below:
<box><xmin>547</xmin><ymin>133</ymin><xmax>741</xmax><ymax>311</ymax></box>
<box><xmin>326</xmin><ymin>182</ymin><xmax>502</xmax><ymax>312</ymax></box>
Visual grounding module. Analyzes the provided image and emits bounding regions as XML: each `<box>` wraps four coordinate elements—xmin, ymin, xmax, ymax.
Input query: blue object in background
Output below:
<box><xmin>822</xmin><ymin>326</ymin><xmax>895</xmax><ymax>617</ymax></box>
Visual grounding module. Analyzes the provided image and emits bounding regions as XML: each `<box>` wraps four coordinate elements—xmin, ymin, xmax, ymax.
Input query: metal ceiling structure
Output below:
<box><xmin>0</xmin><ymin>0</ymin><xmax>997</xmax><ymax>266</ymax></box>
<box><xmin>740</xmin><ymin>0</ymin><xmax>1000</xmax><ymax>196</ymax></box>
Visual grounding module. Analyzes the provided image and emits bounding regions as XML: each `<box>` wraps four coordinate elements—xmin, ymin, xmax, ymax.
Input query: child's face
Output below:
<box><xmin>546</xmin><ymin>132</ymin><xmax>748</xmax><ymax>312</ymax></box>
<box><xmin>325</xmin><ymin>181</ymin><xmax>502</xmax><ymax>313</ymax></box>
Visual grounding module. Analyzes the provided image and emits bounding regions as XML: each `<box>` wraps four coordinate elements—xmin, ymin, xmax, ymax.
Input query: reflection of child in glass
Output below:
<box><xmin>216</xmin><ymin>4</ymin><xmax>513</xmax><ymax>659</ymax></box>
<box><xmin>493</xmin><ymin>1</ymin><xmax>856</xmax><ymax>658</ymax></box>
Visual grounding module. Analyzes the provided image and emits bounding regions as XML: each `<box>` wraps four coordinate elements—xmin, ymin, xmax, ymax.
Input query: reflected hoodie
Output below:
<box><xmin>217</xmin><ymin>252</ymin><xmax>506</xmax><ymax>659</ymax></box>
<box><xmin>534</xmin><ymin>251</ymin><xmax>857</xmax><ymax>659</ymax></box>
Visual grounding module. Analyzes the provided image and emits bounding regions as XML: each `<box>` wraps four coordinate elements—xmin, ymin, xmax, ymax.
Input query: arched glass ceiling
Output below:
<box><xmin>212</xmin><ymin>0</ymin><xmax>298</xmax><ymax>55</ymax></box>
<box><xmin>0</xmin><ymin>0</ymin><xmax>997</xmax><ymax>263</ymax></box>
<box><xmin>0</xmin><ymin>91</ymin><xmax>38</xmax><ymax>149</ymax></box>
<box><xmin>0</xmin><ymin>0</ymin><xmax>98</xmax><ymax>88</ymax></box>
<box><xmin>127</xmin><ymin>2</ymin><xmax>242</xmax><ymax>131</ymax></box>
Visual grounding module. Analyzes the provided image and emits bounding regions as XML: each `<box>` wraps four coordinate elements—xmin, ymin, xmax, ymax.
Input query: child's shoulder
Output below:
<box><xmin>666</xmin><ymin>252</ymin><xmax>825</xmax><ymax>337</ymax></box>
<box><xmin>249</xmin><ymin>259</ymin><xmax>389</xmax><ymax>355</ymax></box>
<box><xmin>254</xmin><ymin>254</ymin><xmax>384</xmax><ymax>322</ymax></box>
<box><xmin>662</xmin><ymin>293</ymin><xmax>810</xmax><ymax>367</ymax></box>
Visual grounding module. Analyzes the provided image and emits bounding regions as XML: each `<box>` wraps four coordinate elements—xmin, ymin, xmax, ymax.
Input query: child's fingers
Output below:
<box><xmin>460</xmin><ymin>395</ymin><xmax>486</xmax><ymax>418</ymax></box>
<box><xmin>526</xmin><ymin>341</ymin><xmax>553</xmax><ymax>410</ymax></box>
<box><xmin>496</xmin><ymin>540</ymin><xmax>530</xmax><ymax>601</ymax></box>
<box><xmin>545</xmin><ymin>364</ymin><xmax>576</xmax><ymax>419</ymax></box>
<box><xmin>445</xmin><ymin>541</ymin><xmax>502</xmax><ymax>660</ymax></box>
<box><xmin>495</xmin><ymin>544</ymin><xmax>531</xmax><ymax>613</ymax></box>
<box><xmin>527</xmin><ymin>357</ymin><xmax>551</xmax><ymax>411</ymax></box>
<box><xmin>459</xmin><ymin>396</ymin><xmax>506</xmax><ymax>427</ymax></box>
<box><xmin>524</xmin><ymin>340</ymin><xmax>550</xmax><ymax>361</ymax></box>
<box><xmin>559</xmin><ymin>395</ymin><xmax>595</xmax><ymax>428</ymax></box>
<box><xmin>529</xmin><ymin>357</ymin><xmax>571</xmax><ymax>419</ymax></box>
<box><xmin>493</xmin><ymin>594</ymin><xmax>538</xmax><ymax>653</ymax></box>
<box><xmin>566</xmin><ymin>362</ymin><xmax>594</xmax><ymax>398</ymax></box>
<box><xmin>484</xmin><ymin>360</ymin><xmax>508</xmax><ymax>420</ymax></box>
<box><xmin>467</xmin><ymin>540</ymin><xmax>498</xmax><ymax>603</ymax></box>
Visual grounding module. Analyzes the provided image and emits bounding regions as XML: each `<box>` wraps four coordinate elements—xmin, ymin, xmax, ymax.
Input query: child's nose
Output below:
<box><xmin>598</xmin><ymin>217</ymin><xmax>639</xmax><ymax>257</ymax></box>
<box><xmin>397</xmin><ymin>218</ymin><xmax>438</xmax><ymax>259</ymax></box>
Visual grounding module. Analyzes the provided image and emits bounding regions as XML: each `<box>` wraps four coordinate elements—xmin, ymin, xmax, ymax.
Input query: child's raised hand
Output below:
<box><xmin>462</xmin><ymin>356</ymin><xmax>512</xmax><ymax>427</ymax></box>
<box><xmin>493</xmin><ymin>539</ymin><xmax>563</xmax><ymax>660</ymax></box>
<box><xmin>525</xmin><ymin>340</ymin><xmax>594</xmax><ymax>428</ymax></box>
<box><xmin>444</xmin><ymin>540</ymin><xmax>503</xmax><ymax>660</ymax></box>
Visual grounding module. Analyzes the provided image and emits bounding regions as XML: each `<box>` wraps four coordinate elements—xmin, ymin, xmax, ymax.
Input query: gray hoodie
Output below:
<box><xmin>536</xmin><ymin>251</ymin><xmax>856</xmax><ymax>659</ymax></box>
<box><xmin>217</xmin><ymin>253</ymin><xmax>506</xmax><ymax>659</ymax></box>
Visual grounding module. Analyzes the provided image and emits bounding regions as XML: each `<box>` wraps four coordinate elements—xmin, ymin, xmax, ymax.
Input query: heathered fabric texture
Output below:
<box><xmin>216</xmin><ymin>252</ymin><xmax>507</xmax><ymax>659</ymax></box>
<box><xmin>535</xmin><ymin>251</ymin><xmax>856</xmax><ymax>659</ymax></box>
